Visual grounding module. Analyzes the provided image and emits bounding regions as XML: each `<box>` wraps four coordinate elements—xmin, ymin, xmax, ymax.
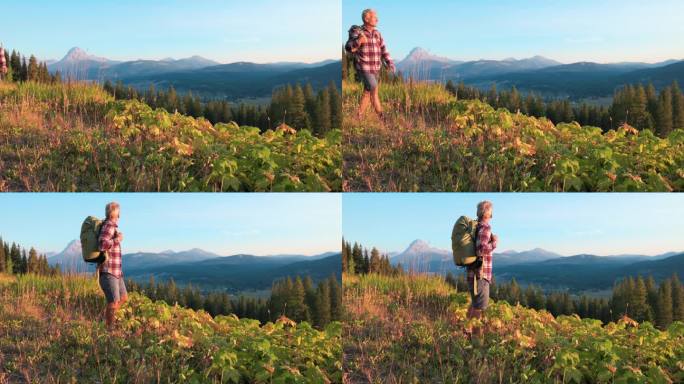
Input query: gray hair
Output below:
<box><xmin>362</xmin><ymin>9</ymin><xmax>375</xmax><ymax>23</ymax></box>
<box><xmin>105</xmin><ymin>201</ymin><xmax>120</xmax><ymax>219</ymax></box>
<box><xmin>477</xmin><ymin>200</ymin><xmax>493</xmax><ymax>220</ymax></box>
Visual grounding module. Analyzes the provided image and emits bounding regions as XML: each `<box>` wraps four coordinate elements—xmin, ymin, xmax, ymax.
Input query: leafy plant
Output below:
<box><xmin>0</xmin><ymin>81</ymin><xmax>341</xmax><ymax>192</ymax></box>
<box><xmin>0</xmin><ymin>273</ymin><xmax>342</xmax><ymax>383</ymax></box>
<box><xmin>343</xmin><ymin>80</ymin><xmax>684</xmax><ymax>192</ymax></box>
<box><xmin>343</xmin><ymin>272</ymin><xmax>684</xmax><ymax>383</ymax></box>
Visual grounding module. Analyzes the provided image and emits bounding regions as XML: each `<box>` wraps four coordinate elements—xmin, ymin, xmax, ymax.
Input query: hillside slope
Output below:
<box><xmin>0</xmin><ymin>273</ymin><xmax>341</xmax><ymax>383</ymax></box>
<box><xmin>0</xmin><ymin>81</ymin><xmax>340</xmax><ymax>192</ymax></box>
<box><xmin>343</xmin><ymin>273</ymin><xmax>684</xmax><ymax>383</ymax></box>
<box><xmin>342</xmin><ymin>80</ymin><xmax>684</xmax><ymax>192</ymax></box>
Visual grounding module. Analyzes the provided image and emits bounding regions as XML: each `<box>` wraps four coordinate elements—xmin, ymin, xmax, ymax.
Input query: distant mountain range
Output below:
<box><xmin>389</xmin><ymin>239</ymin><xmax>684</xmax><ymax>293</ymax></box>
<box><xmin>47</xmin><ymin>47</ymin><xmax>341</xmax><ymax>100</ymax></box>
<box><xmin>47</xmin><ymin>239</ymin><xmax>340</xmax><ymax>293</ymax></box>
<box><xmin>397</xmin><ymin>47</ymin><xmax>683</xmax><ymax>99</ymax></box>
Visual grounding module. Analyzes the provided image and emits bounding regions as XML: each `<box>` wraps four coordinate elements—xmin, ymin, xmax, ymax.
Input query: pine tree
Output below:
<box><xmin>0</xmin><ymin>237</ymin><xmax>5</xmax><ymax>273</ymax></box>
<box><xmin>328</xmin><ymin>276</ymin><xmax>342</xmax><ymax>320</ymax></box>
<box><xmin>315</xmin><ymin>87</ymin><xmax>332</xmax><ymax>135</ymax></box>
<box><xmin>646</xmin><ymin>83</ymin><xmax>658</xmax><ymax>120</ymax></box>
<box><xmin>303</xmin><ymin>83</ymin><xmax>316</xmax><ymax>123</ymax></box>
<box><xmin>303</xmin><ymin>276</ymin><xmax>317</xmax><ymax>322</ymax></box>
<box><xmin>20</xmin><ymin>249</ymin><xmax>28</xmax><ymax>274</ymax></box>
<box><xmin>291</xmin><ymin>276</ymin><xmax>308</xmax><ymax>322</ymax></box>
<box><xmin>656</xmin><ymin>279</ymin><xmax>673</xmax><ymax>329</ymax></box>
<box><xmin>656</xmin><ymin>87</ymin><xmax>674</xmax><ymax>137</ymax></box>
<box><xmin>509</xmin><ymin>86</ymin><xmax>521</xmax><ymax>113</ymax></box>
<box><xmin>329</xmin><ymin>81</ymin><xmax>342</xmax><ymax>130</ymax></box>
<box><xmin>342</xmin><ymin>239</ymin><xmax>349</xmax><ymax>273</ymax></box>
<box><xmin>351</xmin><ymin>242</ymin><xmax>363</xmax><ymax>274</ymax></box>
<box><xmin>671</xmin><ymin>274</ymin><xmax>684</xmax><ymax>322</ymax></box>
<box><xmin>289</xmin><ymin>84</ymin><xmax>309</xmax><ymax>130</ymax></box>
<box><xmin>632</xmin><ymin>84</ymin><xmax>649</xmax><ymax>130</ymax></box>
<box><xmin>632</xmin><ymin>276</ymin><xmax>651</xmax><ymax>322</ymax></box>
<box><xmin>27</xmin><ymin>248</ymin><xmax>39</xmax><ymax>274</ymax></box>
<box><xmin>315</xmin><ymin>280</ymin><xmax>331</xmax><ymax>327</ymax></box>
<box><xmin>646</xmin><ymin>275</ymin><xmax>659</xmax><ymax>320</ymax></box>
<box><xmin>487</xmin><ymin>84</ymin><xmax>498</xmax><ymax>108</ymax></box>
<box><xmin>10</xmin><ymin>50</ymin><xmax>21</xmax><ymax>77</ymax></box>
<box><xmin>20</xmin><ymin>57</ymin><xmax>28</xmax><ymax>82</ymax></box>
<box><xmin>671</xmin><ymin>81</ymin><xmax>684</xmax><ymax>130</ymax></box>
<box><xmin>508</xmin><ymin>278</ymin><xmax>521</xmax><ymax>305</ymax></box>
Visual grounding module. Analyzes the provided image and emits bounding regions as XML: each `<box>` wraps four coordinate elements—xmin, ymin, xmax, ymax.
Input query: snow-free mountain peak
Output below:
<box><xmin>402</xmin><ymin>47</ymin><xmax>455</xmax><ymax>64</ymax></box>
<box><xmin>61</xmin><ymin>47</ymin><xmax>109</xmax><ymax>63</ymax></box>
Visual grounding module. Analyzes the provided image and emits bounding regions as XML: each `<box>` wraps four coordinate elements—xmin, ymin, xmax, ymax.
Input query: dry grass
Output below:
<box><xmin>343</xmin><ymin>272</ymin><xmax>684</xmax><ymax>383</ymax></box>
<box><xmin>343</xmin><ymin>79</ymin><xmax>684</xmax><ymax>192</ymax></box>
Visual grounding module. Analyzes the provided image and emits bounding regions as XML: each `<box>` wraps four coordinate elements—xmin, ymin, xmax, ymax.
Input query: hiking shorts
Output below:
<box><xmin>360</xmin><ymin>71</ymin><xmax>379</xmax><ymax>92</ymax></box>
<box><xmin>99</xmin><ymin>272</ymin><xmax>127</xmax><ymax>304</ymax></box>
<box><xmin>468</xmin><ymin>277</ymin><xmax>490</xmax><ymax>310</ymax></box>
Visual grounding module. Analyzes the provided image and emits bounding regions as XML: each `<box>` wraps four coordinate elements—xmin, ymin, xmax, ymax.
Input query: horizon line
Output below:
<box><xmin>395</xmin><ymin>47</ymin><xmax>683</xmax><ymax>65</ymax></box>
<box><xmin>26</xmin><ymin>46</ymin><xmax>339</xmax><ymax>66</ymax></box>
<box><xmin>38</xmin><ymin>239</ymin><xmax>338</xmax><ymax>259</ymax></box>
<box><xmin>346</xmin><ymin>238</ymin><xmax>682</xmax><ymax>258</ymax></box>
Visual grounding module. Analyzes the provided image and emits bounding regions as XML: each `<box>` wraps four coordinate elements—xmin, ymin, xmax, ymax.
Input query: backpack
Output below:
<box><xmin>80</xmin><ymin>216</ymin><xmax>107</xmax><ymax>263</ymax></box>
<box><xmin>346</xmin><ymin>25</ymin><xmax>365</xmax><ymax>54</ymax></box>
<box><xmin>451</xmin><ymin>216</ymin><xmax>479</xmax><ymax>267</ymax></box>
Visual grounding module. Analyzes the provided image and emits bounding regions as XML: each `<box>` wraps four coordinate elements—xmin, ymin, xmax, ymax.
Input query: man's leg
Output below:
<box><xmin>371</xmin><ymin>85</ymin><xmax>383</xmax><ymax>116</ymax></box>
<box><xmin>105</xmin><ymin>302</ymin><xmax>117</xmax><ymax>330</ymax></box>
<box><xmin>358</xmin><ymin>91</ymin><xmax>372</xmax><ymax>119</ymax></box>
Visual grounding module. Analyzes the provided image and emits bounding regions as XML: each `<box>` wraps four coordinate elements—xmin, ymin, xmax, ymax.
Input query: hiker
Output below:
<box><xmin>0</xmin><ymin>44</ymin><xmax>7</xmax><ymax>81</ymax></box>
<box><xmin>467</xmin><ymin>201</ymin><xmax>497</xmax><ymax>328</ymax></box>
<box><xmin>97</xmin><ymin>202</ymin><xmax>127</xmax><ymax>331</ymax></box>
<box><xmin>345</xmin><ymin>8</ymin><xmax>395</xmax><ymax>121</ymax></box>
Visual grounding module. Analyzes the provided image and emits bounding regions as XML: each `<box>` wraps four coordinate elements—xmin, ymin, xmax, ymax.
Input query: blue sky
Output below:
<box><xmin>0</xmin><ymin>193</ymin><xmax>341</xmax><ymax>256</ymax></box>
<box><xmin>343</xmin><ymin>0</ymin><xmax>684</xmax><ymax>63</ymax></box>
<box><xmin>343</xmin><ymin>193</ymin><xmax>684</xmax><ymax>256</ymax></box>
<box><xmin>2</xmin><ymin>0</ymin><xmax>340</xmax><ymax>63</ymax></box>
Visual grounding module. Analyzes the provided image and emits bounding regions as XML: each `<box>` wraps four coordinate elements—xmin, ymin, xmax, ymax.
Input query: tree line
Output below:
<box><xmin>342</xmin><ymin>48</ymin><xmax>403</xmax><ymax>86</ymax></box>
<box><xmin>103</xmin><ymin>80</ymin><xmax>341</xmax><ymax>137</ymax></box>
<box><xmin>1</xmin><ymin>47</ymin><xmax>62</xmax><ymax>83</ymax></box>
<box><xmin>445</xmin><ymin>272</ymin><xmax>684</xmax><ymax>330</ymax></box>
<box><xmin>127</xmin><ymin>274</ymin><xmax>342</xmax><ymax>329</ymax></box>
<box><xmin>0</xmin><ymin>235</ymin><xmax>62</xmax><ymax>276</ymax></box>
<box><xmin>446</xmin><ymin>80</ymin><xmax>684</xmax><ymax>138</ymax></box>
<box><xmin>341</xmin><ymin>238</ymin><xmax>404</xmax><ymax>276</ymax></box>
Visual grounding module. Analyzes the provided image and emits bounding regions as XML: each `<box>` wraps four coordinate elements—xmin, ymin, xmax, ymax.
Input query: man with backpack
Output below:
<box><xmin>0</xmin><ymin>44</ymin><xmax>7</xmax><ymax>81</ymax></box>
<box><xmin>97</xmin><ymin>201</ymin><xmax>127</xmax><ymax>331</ymax></box>
<box><xmin>467</xmin><ymin>201</ymin><xmax>497</xmax><ymax>328</ymax></box>
<box><xmin>345</xmin><ymin>8</ymin><xmax>395</xmax><ymax>121</ymax></box>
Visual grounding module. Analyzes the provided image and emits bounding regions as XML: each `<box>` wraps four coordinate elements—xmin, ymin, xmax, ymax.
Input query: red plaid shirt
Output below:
<box><xmin>98</xmin><ymin>219</ymin><xmax>122</xmax><ymax>278</ymax></box>
<box><xmin>345</xmin><ymin>26</ymin><xmax>394</xmax><ymax>74</ymax></box>
<box><xmin>0</xmin><ymin>47</ymin><xmax>7</xmax><ymax>75</ymax></box>
<box><xmin>467</xmin><ymin>221</ymin><xmax>496</xmax><ymax>282</ymax></box>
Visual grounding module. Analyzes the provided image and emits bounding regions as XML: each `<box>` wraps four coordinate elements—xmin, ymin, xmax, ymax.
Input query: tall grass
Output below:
<box><xmin>0</xmin><ymin>273</ymin><xmax>342</xmax><ymax>383</ymax></box>
<box><xmin>0</xmin><ymin>80</ymin><xmax>341</xmax><ymax>192</ymax></box>
<box><xmin>343</xmin><ymin>272</ymin><xmax>684</xmax><ymax>383</ymax></box>
<box><xmin>343</xmin><ymin>79</ymin><xmax>684</xmax><ymax>192</ymax></box>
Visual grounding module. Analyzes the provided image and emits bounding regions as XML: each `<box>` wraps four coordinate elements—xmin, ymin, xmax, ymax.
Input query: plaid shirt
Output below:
<box><xmin>345</xmin><ymin>26</ymin><xmax>394</xmax><ymax>75</ymax></box>
<box><xmin>467</xmin><ymin>221</ymin><xmax>496</xmax><ymax>282</ymax></box>
<box><xmin>98</xmin><ymin>219</ymin><xmax>122</xmax><ymax>278</ymax></box>
<box><xmin>0</xmin><ymin>47</ymin><xmax>6</xmax><ymax>75</ymax></box>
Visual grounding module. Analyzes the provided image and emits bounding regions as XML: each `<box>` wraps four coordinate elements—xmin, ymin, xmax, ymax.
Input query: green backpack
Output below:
<box><xmin>80</xmin><ymin>216</ymin><xmax>107</xmax><ymax>264</ymax></box>
<box><xmin>451</xmin><ymin>216</ymin><xmax>478</xmax><ymax>267</ymax></box>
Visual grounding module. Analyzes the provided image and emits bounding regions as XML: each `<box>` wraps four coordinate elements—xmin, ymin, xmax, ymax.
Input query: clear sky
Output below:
<box><xmin>0</xmin><ymin>193</ymin><xmax>341</xmax><ymax>256</ymax></box>
<box><xmin>343</xmin><ymin>193</ymin><xmax>684</xmax><ymax>257</ymax></box>
<box><xmin>2</xmin><ymin>0</ymin><xmax>340</xmax><ymax>63</ymax></box>
<box><xmin>342</xmin><ymin>0</ymin><xmax>684</xmax><ymax>64</ymax></box>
